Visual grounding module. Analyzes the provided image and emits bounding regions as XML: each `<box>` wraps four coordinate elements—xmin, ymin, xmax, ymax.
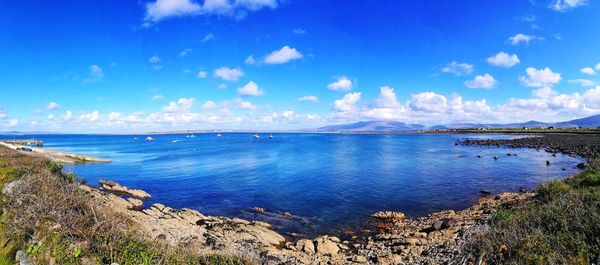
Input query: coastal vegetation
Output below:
<box><xmin>0</xmin><ymin>147</ymin><xmax>249</xmax><ymax>265</ymax></box>
<box><xmin>465</xmin><ymin>134</ymin><xmax>600</xmax><ymax>264</ymax></box>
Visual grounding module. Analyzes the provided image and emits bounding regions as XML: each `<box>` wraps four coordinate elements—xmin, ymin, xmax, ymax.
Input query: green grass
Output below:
<box><xmin>469</xmin><ymin>159</ymin><xmax>600</xmax><ymax>264</ymax></box>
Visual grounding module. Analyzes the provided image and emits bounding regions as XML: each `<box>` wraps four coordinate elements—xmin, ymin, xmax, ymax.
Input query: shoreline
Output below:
<box><xmin>2</xmin><ymin>133</ymin><xmax>595</xmax><ymax>263</ymax></box>
<box><xmin>0</xmin><ymin>141</ymin><xmax>111</xmax><ymax>164</ymax></box>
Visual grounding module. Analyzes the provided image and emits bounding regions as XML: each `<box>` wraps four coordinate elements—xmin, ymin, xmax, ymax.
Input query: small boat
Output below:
<box><xmin>146</xmin><ymin>137</ymin><xmax>154</xmax><ymax>142</ymax></box>
<box><xmin>172</xmin><ymin>140</ymin><xmax>179</xmax><ymax>143</ymax></box>
<box><xmin>253</xmin><ymin>134</ymin><xmax>260</xmax><ymax>139</ymax></box>
<box><xmin>217</xmin><ymin>133</ymin><xmax>222</xmax><ymax>137</ymax></box>
<box><xmin>268</xmin><ymin>134</ymin><xmax>273</xmax><ymax>139</ymax></box>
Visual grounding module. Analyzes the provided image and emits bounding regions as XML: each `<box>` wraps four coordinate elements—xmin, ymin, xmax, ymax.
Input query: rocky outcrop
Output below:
<box><xmin>99</xmin><ymin>179</ymin><xmax>151</xmax><ymax>199</ymax></box>
<box><xmin>370</xmin><ymin>211</ymin><xmax>405</xmax><ymax>220</ymax></box>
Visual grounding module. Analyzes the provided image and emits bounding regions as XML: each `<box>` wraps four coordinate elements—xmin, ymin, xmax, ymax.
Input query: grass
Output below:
<box><xmin>0</xmin><ymin>146</ymin><xmax>252</xmax><ymax>264</ymax></box>
<box><xmin>468</xmin><ymin>159</ymin><xmax>600</xmax><ymax>264</ymax></box>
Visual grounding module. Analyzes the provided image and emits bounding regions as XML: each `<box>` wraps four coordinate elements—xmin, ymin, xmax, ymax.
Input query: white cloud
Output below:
<box><xmin>487</xmin><ymin>52</ymin><xmax>520</xmax><ymax>68</ymax></box>
<box><xmin>202</xmin><ymin>100</ymin><xmax>216</xmax><ymax>109</ymax></box>
<box><xmin>6</xmin><ymin>119</ymin><xmax>18</xmax><ymax>127</ymax></box>
<box><xmin>144</xmin><ymin>0</ymin><xmax>279</xmax><ymax>23</ymax></box>
<box><xmin>581</xmin><ymin>67</ymin><xmax>596</xmax><ymax>75</ymax></box>
<box><xmin>409</xmin><ymin>92</ymin><xmax>448</xmax><ymax>113</ymax></box>
<box><xmin>144</xmin><ymin>0</ymin><xmax>202</xmax><ymax>22</ymax></box>
<box><xmin>219</xmin><ymin>98</ymin><xmax>258</xmax><ymax>110</ymax></box>
<box><xmin>0</xmin><ymin>109</ymin><xmax>5</xmax><ymax>119</ymax></box>
<box><xmin>197</xmin><ymin>71</ymin><xmax>208</xmax><ymax>79</ymax></box>
<box><xmin>293</xmin><ymin>28</ymin><xmax>306</xmax><ymax>34</ymax></box>
<box><xmin>465</xmin><ymin>74</ymin><xmax>498</xmax><ymax>89</ymax></box>
<box><xmin>327</xmin><ymin>76</ymin><xmax>353</xmax><ymax>91</ymax></box>
<box><xmin>148</xmin><ymin>55</ymin><xmax>161</xmax><ymax>63</ymax></box>
<box><xmin>297</xmin><ymin>95</ymin><xmax>318</xmax><ymax>102</ymax></box>
<box><xmin>519</xmin><ymin>67</ymin><xmax>562</xmax><ymax>87</ymax></box>
<box><xmin>376</xmin><ymin>86</ymin><xmax>400</xmax><ymax>108</ymax></box>
<box><xmin>179</xmin><ymin>48</ymin><xmax>192</xmax><ymax>57</ymax></box>
<box><xmin>596</xmin><ymin>63</ymin><xmax>600</xmax><ymax>71</ymax></box>
<box><xmin>78</xmin><ymin>111</ymin><xmax>101</xmax><ymax>122</ymax></box>
<box><xmin>152</xmin><ymin>95</ymin><xmax>164</xmax><ymax>100</ymax></box>
<box><xmin>237</xmin><ymin>81</ymin><xmax>263</xmax><ymax>96</ymax></box>
<box><xmin>508</xmin><ymin>33</ymin><xmax>539</xmax><ymax>45</ymax></box>
<box><xmin>83</xmin><ymin>65</ymin><xmax>104</xmax><ymax>82</ymax></box>
<box><xmin>245</xmin><ymin>55</ymin><xmax>256</xmax><ymax>65</ymax></box>
<box><xmin>441</xmin><ymin>61</ymin><xmax>474</xmax><ymax>76</ymax></box>
<box><xmin>569</xmin><ymin>79</ymin><xmax>596</xmax><ymax>87</ymax></box>
<box><xmin>549</xmin><ymin>0</ymin><xmax>587</xmax><ymax>12</ymax></box>
<box><xmin>46</xmin><ymin>102</ymin><xmax>61</xmax><ymax>110</ymax></box>
<box><xmin>161</xmin><ymin>98</ymin><xmax>196</xmax><ymax>113</ymax></box>
<box><xmin>333</xmin><ymin>92</ymin><xmax>361</xmax><ymax>112</ymax></box>
<box><xmin>264</xmin><ymin>46</ymin><xmax>303</xmax><ymax>64</ymax></box>
<box><xmin>213</xmin><ymin>66</ymin><xmax>244</xmax><ymax>82</ymax></box>
<box><xmin>63</xmin><ymin>111</ymin><xmax>73</xmax><ymax>121</ymax></box>
<box><xmin>201</xmin><ymin>33</ymin><xmax>214</xmax><ymax>42</ymax></box>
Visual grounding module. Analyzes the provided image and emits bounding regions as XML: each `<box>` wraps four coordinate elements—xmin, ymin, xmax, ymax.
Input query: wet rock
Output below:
<box><xmin>480</xmin><ymin>190</ymin><xmax>492</xmax><ymax>195</ymax></box>
<box><xmin>576</xmin><ymin>163</ymin><xmax>586</xmax><ymax>169</ymax></box>
<box><xmin>546</xmin><ymin>160</ymin><xmax>551</xmax><ymax>166</ymax></box>
<box><xmin>371</xmin><ymin>211</ymin><xmax>406</xmax><ymax>220</ymax></box>
<box><xmin>283</xmin><ymin>212</ymin><xmax>293</xmax><ymax>218</ymax></box>
<box><xmin>252</xmin><ymin>207</ymin><xmax>265</xmax><ymax>213</ymax></box>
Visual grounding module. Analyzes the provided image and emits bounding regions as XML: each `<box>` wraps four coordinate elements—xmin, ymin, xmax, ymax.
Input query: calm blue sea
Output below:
<box><xmin>1</xmin><ymin>133</ymin><xmax>584</xmax><ymax>236</ymax></box>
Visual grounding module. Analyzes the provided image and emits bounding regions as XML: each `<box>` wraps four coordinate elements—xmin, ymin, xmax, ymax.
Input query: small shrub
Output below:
<box><xmin>537</xmin><ymin>180</ymin><xmax>571</xmax><ymax>202</ymax></box>
<box><xmin>0</xmin><ymin>255</ymin><xmax>14</xmax><ymax>265</ymax></box>
<box><xmin>575</xmin><ymin>172</ymin><xmax>600</xmax><ymax>188</ymax></box>
<box><xmin>45</xmin><ymin>161</ymin><xmax>63</xmax><ymax>174</ymax></box>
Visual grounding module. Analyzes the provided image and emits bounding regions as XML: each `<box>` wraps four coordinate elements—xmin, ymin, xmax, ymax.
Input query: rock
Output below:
<box><xmin>15</xmin><ymin>250</ymin><xmax>32</xmax><ymax>265</ymax></box>
<box><xmin>546</xmin><ymin>160</ymin><xmax>551</xmax><ymax>166</ymax></box>
<box><xmin>480</xmin><ymin>190</ymin><xmax>492</xmax><ymax>195</ymax></box>
<box><xmin>493</xmin><ymin>156</ymin><xmax>498</xmax><ymax>160</ymax></box>
<box><xmin>127</xmin><ymin>198</ymin><xmax>143</xmax><ymax>209</ymax></box>
<box><xmin>519</xmin><ymin>187</ymin><xmax>527</xmax><ymax>193</ymax></box>
<box><xmin>354</xmin><ymin>255</ymin><xmax>368</xmax><ymax>263</ymax></box>
<box><xmin>2</xmin><ymin>180</ymin><xmax>22</xmax><ymax>195</ymax></box>
<box><xmin>315</xmin><ymin>236</ymin><xmax>340</xmax><ymax>256</ymax></box>
<box><xmin>296</xmin><ymin>239</ymin><xmax>315</xmax><ymax>254</ymax></box>
<box><xmin>576</xmin><ymin>163</ymin><xmax>586</xmax><ymax>169</ymax></box>
<box><xmin>152</xmin><ymin>203</ymin><xmax>166</xmax><ymax>211</ymax></box>
<box><xmin>283</xmin><ymin>212</ymin><xmax>293</xmax><ymax>218</ymax></box>
<box><xmin>100</xmin><ymin>180</ymin><xmax>151</xmax><ymax>199</ymax></box>
<box><xmin>251</xmin><ymin>221</ymin><xmax>272</xmax><ymax>229</ymax></box>
<box><xmin>252</xmin><ymin>207</ymin><xmax>265</xmax><ymax>213</ymax></box>
<box><xmin>371</xmin><ymin>211</ymin><xmax>405</xmax><ymax>220</ymax></box>
<box><xmin>431</xmin><ymin>218</ymin><xmax>452</xmax><ymax>231</ymax></box>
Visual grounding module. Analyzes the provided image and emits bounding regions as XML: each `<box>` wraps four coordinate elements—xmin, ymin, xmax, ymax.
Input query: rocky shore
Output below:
<box><xmin>86</xmin><ymin>178</ymin><xmax>537</xmax><ymax>264</ymax></box>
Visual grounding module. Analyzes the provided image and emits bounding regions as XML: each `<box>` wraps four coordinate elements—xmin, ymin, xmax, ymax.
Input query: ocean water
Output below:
<box><xmin>2</xmin><ymin>133</ymin><xmax>584</xmax><ymax>237</ymax></box>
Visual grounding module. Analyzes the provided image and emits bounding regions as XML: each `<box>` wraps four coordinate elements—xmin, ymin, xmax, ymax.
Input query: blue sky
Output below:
<box><xmin>1</xmin><ymin>0</ymin><xmax>599</xmax><ymax>132</ymax></box>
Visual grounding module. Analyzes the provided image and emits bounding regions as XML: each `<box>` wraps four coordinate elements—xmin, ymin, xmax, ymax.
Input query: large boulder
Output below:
<box><xmin>296</xmin><ymin>239</ymin><xmax>315</xmax><ymax>254</ymax></box>
<box><xmin>99</xmin><ymin>180</ymin><xmax>151</xmax><ymax>199</ymax></box>
<box><xmin>371</xmin><ymin>211</ymin><xmax>406</xmax><ymax>220</ymax></box>
<box><xmin>315</xmin><ymin>236</ymin><xmax>340</xmax><ymax>256</ymax></box>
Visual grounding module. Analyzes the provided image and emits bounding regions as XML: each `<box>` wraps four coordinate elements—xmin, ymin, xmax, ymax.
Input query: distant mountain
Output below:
<box><xmin>316</xmin><ymin>114</ymin><xmax>600</xmax><ymax>132</ymax></box>
<box><xmin>317</xmin><ymin>121</ymin><xmax>426</xmax><ymax>132</ymax></box>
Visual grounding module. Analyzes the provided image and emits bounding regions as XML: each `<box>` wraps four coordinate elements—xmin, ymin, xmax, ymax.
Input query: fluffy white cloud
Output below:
<box><xmin>78</xmin><ymin>111</ymin><xmax>101</xmax><ymax>122</ymax></box>
<box><xmin>441</xmin><ymin>61</ymin><xmax>474</xmax><ymax>76</ymax></box>
<box><xmin>569</xmin><ymin>79</ymin><xmax>596</xmax><ymax>87</ymax></box>
<box><xmin>297</xmin><ymin>95</ymin><xmax>318</xmax><ymax>102</ymax></box>
<box><xmin>581</xmin><ymin>67</ymin><xmax>596</xmax><ymax>75</ymax></box>
<box><xmin>409</xmin><ymin>92</ymin><xmax>448</xmax><ymax>113</ymax></box>
<box><xmin>333</xmin><ymin>92</ymin><xmax>361</xmax><ymax>112</ymax></box>
<box><xmin>487</xmin><ymin>52</ymin><xmax>520</xmax><ymax>68</ymax></box>
<box><xmin>465</xmin><ymin>74</ymin><xmax>498</xmax><ymax>89</ymax></box>
<box><xmin>202</xmin><ymin>100</ymin><xmax>216</xmax><ymax>109</ymax></box>
<box><xmin>148</xmin><ymin>55</ymin><xmax>161</xmax><ymax>63</ymax></box>
<box><xmin>519</xmin><ymin>67</ymin><xmax>562</xmax><ymax>87</ymax></box>
<box><xmin>161</xmin><ymin>98</ymin><xmax>196</xmax><ymax>113</ymax></box>
<box><xmin>144</xmin><ymin>0</ymin><xmax>279</xmax><ymax>23</ymax></box>
<box><xmin>63</xmin><ymin>111</ymin><xmax>73</xmax><ymax>121</ymax></box>
<box><xmin>264</xmin><ymin>46</ymin><xmax>303</xmax><ymax>64</ymax></box>
<box><xmin>152</xmin><ymin>95</ymin><xmax>164</xmax><ymax>100</ymax></box>
<box><xmin>197</xmin><ymin>71</ymin><xmax>208</xmax><ymax>79</ymax></box>
<box><xmin>144</xmin><ymin>0</ymin><xmax>202</xmax><ymax>22</ymax></box>
<box><xmin>237</xmin><ymin>81</ymin><xmax>263</xmax><ymax>96</ymax></box>
<box><xmin>376</xmin><ymin>86</ymin><xmax>400</xmax><ymax>108</ymax></box>
<box><xmin>0</xmin><ymin>109</ymin><xmax>6</xmax><ymax>119</ymax></box>
<box><xmin>327</xmin><ymin>76</ymin><xmax>353</xmax><ymax>91</ymax></box>
<box><xmin>46</xmin><ymin>102</ymin><xmax>61</xmax><ymax>110</ymax></box>
<box><xmin>596</xmin><ymin>63</ymin><xmax>600</xmax><ymax>70</ymax></box>
<box><xmin>549</xmin><ymin>0</ymin><xmax>587</xmax><ymax>12</ymax></box>
<box><xmin>213</xmin><ymin>66</ymin><xmax>244</xmax><ymax>82</ymax></box>
<box><xmin>508</xmin><ymin>33</ymin><xmax>539</xmax><ymax>45</ymax></box>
